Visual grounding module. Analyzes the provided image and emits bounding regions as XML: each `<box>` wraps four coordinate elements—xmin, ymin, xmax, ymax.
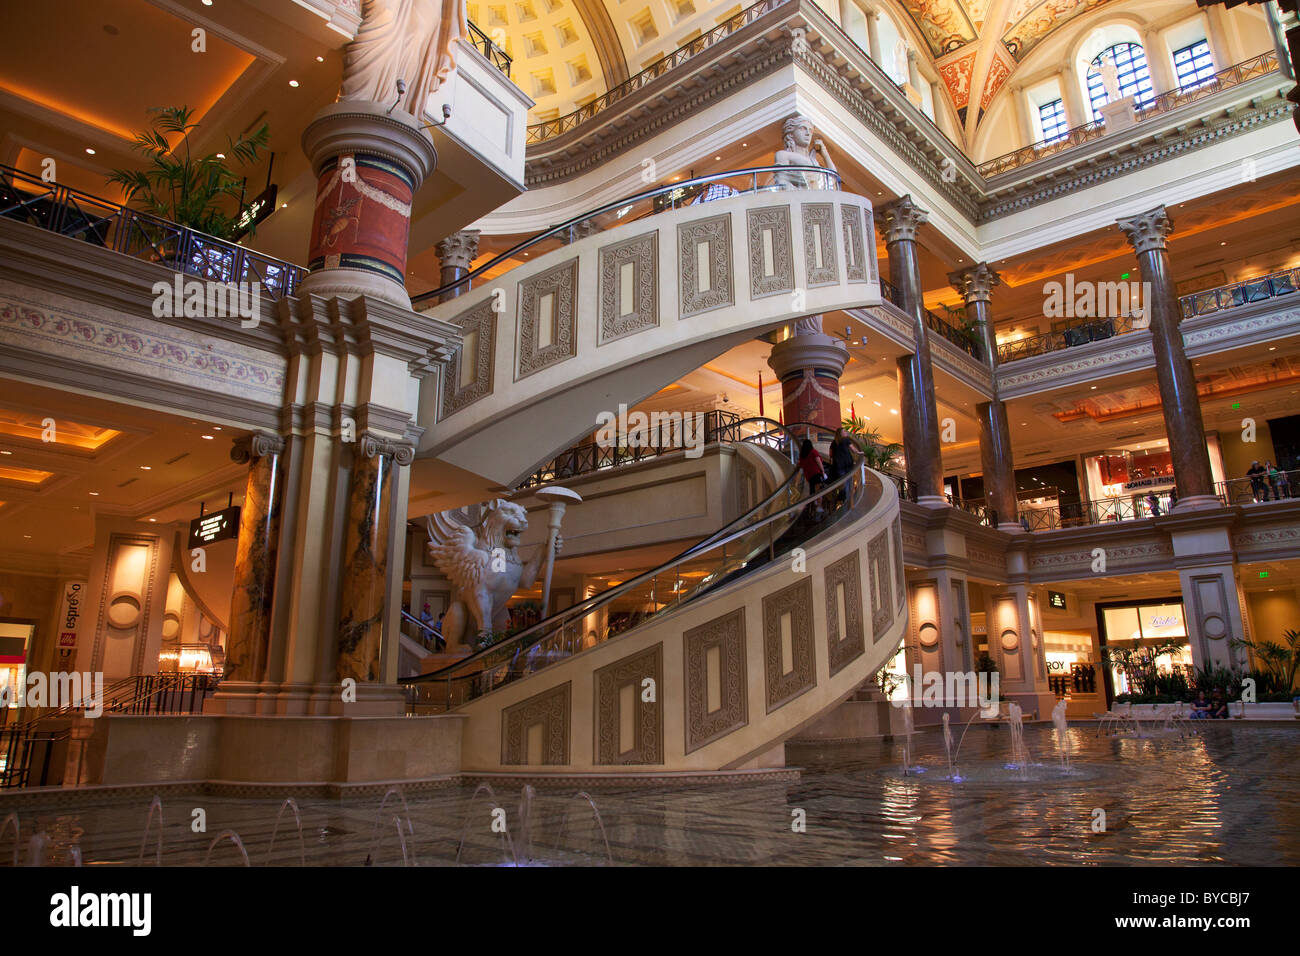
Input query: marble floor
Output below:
<box><xmin>2</xmin><ymin>723</ymin><xmax>1296</xmax><ymax>866</ymax></box>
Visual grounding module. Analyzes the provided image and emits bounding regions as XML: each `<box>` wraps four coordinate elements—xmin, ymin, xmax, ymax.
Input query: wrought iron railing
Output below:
<box><xmin>875</xmin><ymin>278</ymin><xmax>983</xmax><ymax>360</ymax></box>
<box><xmin>526</xmin><ymin>0</ymin><xmax>789</xmax><ymax>144</ymax></box>
<box><xmin>1178</xmin><ymin>266</ymin><xmax>1299</xmax><ymax>319</ymax></box>
<box><xmin>412</xmin><ymin>165</ymin><xmax>840</xmax><ymax>305</ymax></box>
<box><xmin>1217</xmin><ymin>472</ymin><xmax>1298</xmax><ymax>505</ymax></box>
<box><xmin>466</xmin><ymin>19</ymin><xmax>512</xmax><ymax>76</ymax></box>
<box><xmin>0</xmin><ymin>162</ymin><xmax>305</xmax><ymax>300</ymax></box>
<box><xmin>996</xmin><ymin>312</ymin><xmax>1148</xmax><ymax>364</ymax></box>
<box><xmin>976</xmin><ymin>52</ymin><xmax>1280</xmax><ymax>178</ymax></box>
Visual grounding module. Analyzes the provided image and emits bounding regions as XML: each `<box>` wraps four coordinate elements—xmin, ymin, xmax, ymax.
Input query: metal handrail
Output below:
<box><xmin>976</xmin><ymin>51</ymin><xmax>1280</xmax><ymax>178</ymax></box>
<box><xmin>1217</xmin><ymin>471</ymin><xmax>1298</xmax><ymax>505</ymax></box>
<box><xmin>466</xmin><ymin>19</ymin><xmax>511</xmax><ymax>76</ymax></box>
<box><xmin>1178</xmin><ymin>266</ymin><xmax>1299</xmax><ymax>319</ymax></box>
<box><xmin>401</xmin><ymin>419</ymin><xmax>870</xmax><ymax>707</ymax></box>
<box><xmin>997</xmin><ymin>311</ymin><xmax>1147</xmax><ymax>364</ymax></box>
<box><xmin>0</xmin><ymin>162</ymin><xmax>306</xmax><ymax>300</ymax></box>
<box><xmin>525</xmin><ymin>0</ymin><xmax>789</xmax><ymax>144</ymax></box>
<box><xmin>411</xmin><ymin>165</ymin><xmax>840</xmax><ymax>305</ymax></box>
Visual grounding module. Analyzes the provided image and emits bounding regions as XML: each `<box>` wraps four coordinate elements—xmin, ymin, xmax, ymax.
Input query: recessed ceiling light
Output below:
<box><xmin>714</xmin><ymin>156</ymin><xmax>721</xmax><ymax>160</ymax></box>
<box><xmin>201</xmin><ymin>434</ymin><xmax>214</xmax><ymax>440</ymax></box>
<box><xmin>202</xmin><ymin>0</ymin><xmax>213</xmax><ymax>6</ymax></box>
<box><xmin>89</xmin><ymin>491</ymin><xmax>99</xmax><ymax>496</ymax></box>
<box><xmin>289</xmin><ymin>80</ymin><xmax>300</xmax><ymax>88</ymax></box>
<box><xmin>85</xmin><ymin>147</ymin><xmax>96</xmax><ymax>155</ymax></box>
<box><xmin>216</xmin><ymin>152</ymin><xmax>226</xmax><ymax>159</ymax></box>
<box><xmin>0</xmin><ymin>450</ymin><xmax>10</xmax><ymax>455</ymax></box>
<box><xmin>1091</xmin><ymin>385</ymin><xmax>1097</xmax><ymax>389</ymax></box>
<box><xmin>213</xmin><ymin>426</ymin><xmax>222</xmax><ymax>431</ymax></box>
<box><xmin>149</xmin><ymin>518</ymin><xmax>157</xmax><ymax>522</ymax></box>
<box><xmin>280</xmin><ymin>202</ymin><xmax>287</xmax><ymax>208</ymax></box>
<box><xmin>23</xmin><ymin>535</ymin><xmax>31</xmax><ymax>539</ymax></box>
<box><xmin>316</xmin><ymin>55</ymin><xmax>325</xmax><ymax>62</ymax></box>
<box><xmin>741</xmin><ymin>142</ymin><xmax>747</xmax><ymax>146</ymax></box>
<box><xmin>890</xmin><ymin>409</ymin><xmax>898</xmax><ymax>414</ymax></box>
<box><xmin>140</xmin><ymin>465</ymin><xmax>152</xmax><ymax>470</ymax></box>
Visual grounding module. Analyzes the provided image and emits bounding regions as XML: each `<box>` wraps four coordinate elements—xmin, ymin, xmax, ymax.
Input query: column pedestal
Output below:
<box><xmin>299</xmin><ymin>101</ymin><xmax>439</xmax><ymax>309</ymax></box>
<box><xmin>767</xmin><ymin>330</ymin><xmax>849</xmax><ymax>429</ymax></box>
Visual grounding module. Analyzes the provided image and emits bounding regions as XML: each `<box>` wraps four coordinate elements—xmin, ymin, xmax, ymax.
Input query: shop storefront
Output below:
<box><xmin>1081</xmin><ymin>438</ymin><xmax>1225</xmax><ymax>521</ymax></box>
<box><xmin>1095</xmin><ymin>597</ymin><xmax>1194</xmax><ymax>703</ymax></box>
<box><xmin>0</xmin><ymin>619</ymin><xmax>35</xmax><ymax>725</ymax></box>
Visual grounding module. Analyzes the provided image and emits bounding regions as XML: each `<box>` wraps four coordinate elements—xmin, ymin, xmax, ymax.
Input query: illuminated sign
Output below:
<box><xmin>188</xmin><ymin>506</ymin><xmax>240</xmax><ymax>549</ymax></box>
<box><xmin>56</xmin><ymin>580</ymin><xmax>87</xmax><ymax>648</ymax></box>
<box><xmin>1048</xmin><ymin>590</ymin><xmax>1067</xmax><ymax>610</ymax></box>
<box><xmin>232</xmin><ymin>184</ymin><xmax>278</xmax><ymax>240</ymax></box>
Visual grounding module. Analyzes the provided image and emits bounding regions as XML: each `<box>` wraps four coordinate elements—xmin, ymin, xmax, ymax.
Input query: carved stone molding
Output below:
<box><xmin>434</xmin><ymin>230</ymin><xmax>481</xmax><ymax>271</ymax></box>
<box><xmin>1117</xmin><ymin>205</ymin><xmax>1173</xmax><ymax>256</ymax></box>
<box><xmin>801</xmin><ymin>202</ymin><xmax>839</xmax><ymax>288</ymax></box>
<box><xmin>762</xmin><ymin>577</ymin><xmax>817</xmax><ymax>712</ymax></box>
<box><xmin>949</xmin><ymin>262</ymin><xmax>1000</xmax><ymax>304</ymax></box>
<box><xmin>867</xmin><ymin>528</ymin><xmax>894</xmax><ymax>638</ymax></box>
<box><xmin>594</xmin><ymin>643</ymin><xmax>664</xmax><ymax>765</ymax></box>
<box><xmin>517</xmin><ymin>257</ymin><xmax>578</xmax><ymax>380</ymax></box>
<box><xmin>891</xmin><ymin>517</ymin><xmax>906</xmax><ymax>609</ymax></box>
<box><xmin>501</xmin><ymin>682</ymin><xmax>572</xmax><ymax>765</ymax></box>
<box><xmin>683</xmin><ymin>607</ymin><xmax>748</xmax><ymax>753</ymax></box>
<box><xmin>358</xmin><ymin>433</ymin><xmax>416</xmax><ymax>465</ymax></box>
<box><xmin>231</xmin><ymin>432</ymin><xmax>286</xmax><ymax>463</ymax></box>
<box><xmin>678</xmin><ymin>213</ymin><xmax>734</xmax><ymax>318</ymax></box>
<box><xmin>746</xmin><ymin>206</ymin><xmax>795</xmax><ymax>299</ymax></box>
<box><xmin>440</xmin><ymin>300</ymin><xmax>497</xmax><ymax>418</ymax></box>
<box><xmin>841</xmin><ymin>204</ymin><xmax>868</xmax><ymax>283</ymax></box>
<box><xmin>878</xmin><ymin>194</ymin><xmax>929</xmax><ymax>245</ymax></box>
<box><xmin>823</xmin><ymin>550</ymin><xmax>865</xmax><ymax>677</ymax></box>
<box><xmin>598</xmin><ymin>231</ymin><xmax>658</xmax><ymax>344</ymax></box>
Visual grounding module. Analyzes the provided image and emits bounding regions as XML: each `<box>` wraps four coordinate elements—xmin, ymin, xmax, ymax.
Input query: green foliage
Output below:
<box><xmin>1191</xmin><ymin>664</ymin><xmax>1243</xmax><ymax>698</ymax></box>
<box><xmin>1101</xmin><ymin>638</ymin><xmax>1188</xmax><ymax>698</ymax></box>
<box><xmin>874</xmin><ymin>666</ymin><xmax>905</xmax><ymax>699</ymax></box>
<box><xmin>975</xmin><ymin>652</ymin><xmax>998</xmax><ymax>675</ymax></box>
<box><xmin>108</xmin><ymin>105</ymin><xmax>269</xmax><ymax>241</ymax></box>
<box><xmin>841</xmin><ymin>414</ymin><xmax>903</xmax><ymax>471</ymax></box>
<box><xmin>1229</xmin><ymin>628</ymin><xmax>1300</xmax><ymax>695</ymax></box>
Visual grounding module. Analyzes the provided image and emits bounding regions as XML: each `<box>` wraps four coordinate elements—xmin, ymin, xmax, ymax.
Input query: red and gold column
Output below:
<box><xmin>766</xmin><ymin>322</ymin><xmax>850</xmax><ymax>430</ymax></box>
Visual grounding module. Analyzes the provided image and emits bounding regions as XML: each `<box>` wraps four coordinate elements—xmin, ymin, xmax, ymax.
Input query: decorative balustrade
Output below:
<box><xmin>0</xmin><ymin>162</ymin><xmax>305</xmax><ymax>300</ymax></box>
<box><xmin>996</xmin><ymin>312</ymin><xmax>1147</xmax><ymax>364</ymax></box>
<box><xmin>466</xmin><ymin>19</ymin><xmax>512</xmax><ymax>76</ymax></box>
<box><xmin>976</xmin><ymin>52</ymin><xmax>1280</xmax><ymax>179</ymax></box>
<box><xmin>1179</xmin><ymin>267</ymin><xmax>1299</xmax><ymax>319</ymax></box>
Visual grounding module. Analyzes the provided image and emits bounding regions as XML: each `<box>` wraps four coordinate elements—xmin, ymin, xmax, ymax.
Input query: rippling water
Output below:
<box><xmin>1</xmin><ymin>724</ymin><xmax>1295</xmax><ymax>865</ymax></box>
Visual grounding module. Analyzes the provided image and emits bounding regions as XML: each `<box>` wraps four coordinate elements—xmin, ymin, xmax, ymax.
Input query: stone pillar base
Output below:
<box><xmin>1171</xmin><ymin>494</ymin><xmax>1222</xmax><ymax>513</ymax></box>
<box><xmin>997</xmin><ymin>521</ymin><xmax>1027</xmax><ymax>534</ymax></box>
<box><xmin>916</xmin><ymin>495</ymin><xmax>949</xmax><ymax>508</ymax></box>
<box><xmin>298</xmin><ymin>267</ymin><xmax>413</xmax><ymax>309</ymax></box>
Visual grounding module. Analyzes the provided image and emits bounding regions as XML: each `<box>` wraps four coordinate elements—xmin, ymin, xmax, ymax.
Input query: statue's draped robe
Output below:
<box><xmin>340</xmin><ymin>0</ymin><xmax>469</xmax><ymax>116</ymax></box>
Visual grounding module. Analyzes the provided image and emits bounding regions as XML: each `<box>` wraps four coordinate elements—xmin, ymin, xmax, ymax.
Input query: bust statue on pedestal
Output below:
<box><xmin>773</xmin><ymin>114</ymin><xmax>838</xmax><ymax>190</ymax></box>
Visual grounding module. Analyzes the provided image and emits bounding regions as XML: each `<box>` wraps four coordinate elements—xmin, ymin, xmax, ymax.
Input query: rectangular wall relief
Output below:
<box><xmin>683</xmin><ymin>607</ymin><xmax>748</xmax><ymax>753</ymax></box>
<box><xmin>763</xmin><ymin>578</ymin><xmax>817</xmax><ymax>712</ymax></box>
<box><xmin>441</xmin><ymin>300</ymin><xmax>497</xmax><ymax>418</ymax></box>
<box><xmin>801</xmin><ymin>203</ymin><xmax>839</xmax><ymax>287</ymax></box>
<box><xmin>678</xmin><ymin>213</ymin><xmax>733</xmax><ymax>318</ymax></box>
<box><xmin>823</xmin><ymin>550</ymin><xmax>866</xmax><ymax>676</ymax></box>
<box><xmin>594</xmin><ymin>643</ymin><xmax>664</xmax><ymax>764</ymax></box>
<box><xmin>598</xmin><ymin>231</ymin><xmax>658</xmax><ymax>344</ymax></box>
<box><xmin>868</xmin><ymin>528</ymin><xmax>894</xmax><ymax>639</ymax></box>
<box><xmin>517</xmin><ymin>257</ymin><xmax>578</xmax><ymax>379</ymax></box>
<box><xmin>501</xmin><ymin>681</ymin><xmax>571</xmax><ymax>765</ymax></box>
<box><xmin>746</xmin><ymin>206</ymin><xmax>794</xmax><ymax>299</ymax></box>
<box><xmin>892</xmin><ymin>517</ymin><xmax>906</xmax><ymax>610</ymax></box>
<box><xmin>842</xmin><ymin>205</ymin><xmax>869</xmax><ymax>283</ymax></box>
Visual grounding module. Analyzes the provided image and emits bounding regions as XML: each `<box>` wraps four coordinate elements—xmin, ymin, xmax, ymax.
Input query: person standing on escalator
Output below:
<box><xmin>799</xmin><ymin>438</ymin><xmax>829</xmax><ymax>518</ymax></box>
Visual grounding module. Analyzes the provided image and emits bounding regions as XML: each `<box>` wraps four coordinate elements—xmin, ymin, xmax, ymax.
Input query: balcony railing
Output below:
<box><xmin>996</xmin><ymin>312</ymin><xmax>1146</xmax><ymax>364</ymax></box>
<box><xmin>526</xmin><ymin>0</ymin><xmax>789</xmax><ymax>144</ymax></box>
<box><xmin>1179</xmin><ymin>266</ymin><xmax>1299</xmax><ymax>319</ymax></box>
<box><xmin>976</xmin><ymin>51</ymin><xmax>1280</xmax><ymax>179</ymax></box>
<box><xmin>466</xmin><ymin>19</ymin><xmax>512</xmax><ymax>77</ymax></box>
<box><xmin>877</xmin><ymin>277</ymin><xmax>984</xmax><ymax>361</ymax></box>
<box><xmin>0</xmin><ymin>162</ymin><xmax>305</xmax><ymax>300</ymax></box>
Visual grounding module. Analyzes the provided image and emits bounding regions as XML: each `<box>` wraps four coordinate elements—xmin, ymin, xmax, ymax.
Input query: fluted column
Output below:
<box><xmin>880</xmin><ymin>195</ymin><xmax>944</xmax><ymax>505</ymax></box>
<box><xmin>337</xmin><ymin>434</ymin><xmax>415</xmax><ymax>683</ymax></box>
<box><xmin>950</xmin><ymin>263</ymin><xmax>1021</xmax><ymax>532</ymax></box>
<box><xmin>1116</xmin><ymin>206</ymin><xmax>1218</xmax><ymax>509</ymax></box>
<box><xmin>434</xmin><ymin>229</ymin><xmax>481</xmax><ymax>303</ymax></box>
<box><xmin>225</xmin><ymin>433</ymin><xmax>285</xmax><ymax>683</ymax></box>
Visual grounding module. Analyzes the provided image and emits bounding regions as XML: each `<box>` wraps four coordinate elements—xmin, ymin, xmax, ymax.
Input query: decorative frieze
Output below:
<box><xmin>598</xmin><ymin>231</ymin><xmax>659</xmax><ymax>344</ymax></box>
<box><xmin>501</xmin><ymin>682</ymin><xmax>572</xmax><ymax>765</ymax></box>
<box><xmin>683</xmin><ymin>608</ymin><xmax>748</xmax><ymax>753</ymax></box>
<box><xmin>823</xmin><ymin>550</ymin><xmax>866</xmax><ymax>676</ymax></box>
<box><xmin>594</xmin><ymin>644</ymin><xmax>664</xmax><ymax>765</ymax></box>
<box><xmin>440</xmin><ymin>300</ymin><xmax>497</xmax><ymax>418</ymax></box>
<box><xmin>762</xmin><ymin>578</ymin><xmax>817</xmax><ymax>712</ymax></box>
<box><xmin>517</xmin><ymin>257</ymin><xmax>578</xmax><ymax>379</ymax></box>
<box><xmin>801</xmin><ymin>202</ymin><xmax>839</xmax><ymax>288</ymax></box>
<box><xmin>746</xmin><ymin>206</ymin><xmax>795</xmax><ymax>299</ymax></box>
<box><xmin>678</xmin><ymin>214</ymin><xmax>734</xmax><ymax>318</ymax></box>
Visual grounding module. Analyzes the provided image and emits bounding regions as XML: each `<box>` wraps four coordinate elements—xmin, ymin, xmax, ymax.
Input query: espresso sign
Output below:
<box><xmin>188</xmin><ymin>506</ymin><xmax>240</xmax><ymax>549</ymax></box>
<box><xmin>56</xmin><ymin>580</ymin><xmax>87</xmax><ymax>648</ymax></box>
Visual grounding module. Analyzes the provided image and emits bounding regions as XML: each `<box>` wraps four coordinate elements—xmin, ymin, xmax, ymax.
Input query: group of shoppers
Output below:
<box><xmin>1246</xmin><ymin>461</ymin><xmax>1293</xmax><ymax>501</ymax></box>
<box><xmin>798</xmin><ymin>427</ymin><xmax>857</xmax><ymax>518</ymax></box>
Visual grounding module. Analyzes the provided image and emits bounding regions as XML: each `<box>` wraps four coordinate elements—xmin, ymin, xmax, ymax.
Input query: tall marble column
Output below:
<box><xmin>767</xmin><ymin>322</ymin><xmax>850</xmax><ymax>429</ymax></box>
<box><xmin>880</xmin><ymin>195</ymin><xmax>945</xmax><ymax>505</ymax></box>
<box><xmin>950</xmin><ymin>263</ymin><xmax>1022</xmax><ymax>532</ymax></box>
<box><xmin>298</xmin><ymin>102</ymin><xmax>439</xmax><ymax>309</ymax></box>
<box><xmin>434</xmin><ymin>229</ymin><xmax>481</xmax><ymax>303</ymax></box>
<box><xmin>337</xmin><ymin>434</ymin><xmax>415</xmax><ymax>683</ymax></box>
<box><xmin>224</xmin><ymin>433</ymin><xmax>285</xmax><ymax>683</ymax></box>
<box><xmin>1116</xmin><ymin>206</ymin><xmax>1218</xmax><ymax>510</ymax></box>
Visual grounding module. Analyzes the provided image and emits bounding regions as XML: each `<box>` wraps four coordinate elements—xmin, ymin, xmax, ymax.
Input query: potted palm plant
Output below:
<box><xmin>108</xmin><ymin>105</ymin><xmax>270</xmax><ymax>256</ymax></box>
<box><xmin>842</xmin><ymin>413</ymin><xmax>903</xmax><ymax>472</ymax></box>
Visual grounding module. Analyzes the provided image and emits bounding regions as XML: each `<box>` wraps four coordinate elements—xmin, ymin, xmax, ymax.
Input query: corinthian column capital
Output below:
<box><xmin>231</xmin><ymin>432</ymin><xmax>286</xmax><ymax>464</ymax></box>
<box><xmin>1117</xmin><ymin>205</ymin><xmax>1174</xmax><ymax>256</ymax></box>
<box><xmin>434</xmin><ymin>230</ymin><xmax>482</xmax><ymax>271</ymax></box>
<box><xmin>948</xmin><ymin>262</ymin><xmax>1001</xmax><ymax>304</ymax></box>
<box><xmin>878</xmin><ymin>194</ymin><xmax>929</xmax><ymax>244</ymax></box>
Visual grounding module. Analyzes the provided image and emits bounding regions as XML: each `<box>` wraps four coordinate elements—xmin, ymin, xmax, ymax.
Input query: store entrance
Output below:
<box><xmin>1094</xmin><ymin>597</ymin><xmax>1193</xmax><ymax>706</ymax></box>
<box><xmin>0</xmin><ymin>619</ymin><xmax>36</xmax><ymax>726</ymax></box>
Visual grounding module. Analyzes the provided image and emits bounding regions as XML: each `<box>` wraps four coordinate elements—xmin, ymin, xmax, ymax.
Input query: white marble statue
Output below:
<box><xmin>425</xmin><ymin>499</ymin><xmax>562</xmax><ymax>648</ymax></box>
<box><xmin>1098</xmin><ymin>57</ymin><xmax>1122</xmax><ymax>102</ymax></box>
<box><xmin>773</xmin><ymin>114</ymin><xmax>838</xmax><ymax>190</ymax></box>
<box><xmin>340</xmin><ymin>0</ymin><xmax>468</xmax><ymax>115</ymax></box>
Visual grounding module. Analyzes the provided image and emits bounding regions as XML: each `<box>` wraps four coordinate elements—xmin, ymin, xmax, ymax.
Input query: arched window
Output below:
<box><xmin>1087</xmin><ymin>42</ymin><xmax>1155</xmax><ymax>119</ymax></box>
